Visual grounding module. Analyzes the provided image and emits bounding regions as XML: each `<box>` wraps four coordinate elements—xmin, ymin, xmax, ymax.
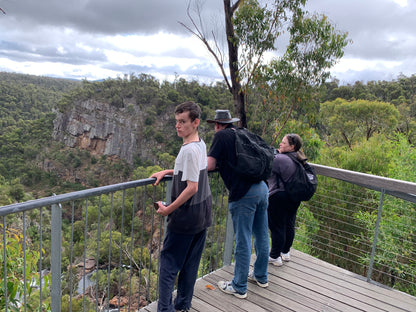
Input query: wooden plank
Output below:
<box><xmin>259</xmin><ymin>268</ymin><xmax>362</xmax><ymax>312</ymax></box>
<box><xmin>286</xmin><ymin>251</ymin><xmax>416</xmax><ymax>311</ymax></box>
<box><xmin>192</xmin><ymin>279</ymin><xmax>248</xmax><ymax>312</ymax></box>
<box><xmin>139</xmin><ymin>301</ymin><xmax>156</xmax><ymax>312</ymax></box>
<box><xmin>188</xmin><ymin>295</ymin><xmax>223</xmax><ymax>312</ymax></box>
<box><xmin>139</xmin><ymin>250</ymin><xmax>416</xmax><ymax>312</ymax></box>
<box><xmin>274</xmin><ymin>263</ymin><xmax>408</xmax><ymax>312</ymax></box>
<box><xmin>201</xmin><ymin>271</ymin><xmax>275</xmax><ymax>312</ymax></box>
<box><xmin>290</xmin><ymin>249</ymin><xmax>416</xmax><ymax>307</ymax></box>
<box><xmin>209</xmin><ymin>266</ymin><xmax>317</xmax><ymax>312</ymax></box>
<box><xmin>223</xmin><ymin>264</ymin><xmax>360</xmax><ymax>312</ymax></box>
<box><xmin>291</xmin><ymin>251</ymin><xmax>416</xmax><ymax>311</ymax></box>
<box><xmin>266</xmin><ymin>263</ymin><xmax>386</xmax><ymax>311</ymax></box>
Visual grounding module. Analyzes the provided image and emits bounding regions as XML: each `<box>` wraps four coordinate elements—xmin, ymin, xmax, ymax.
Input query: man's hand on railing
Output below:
<box><xmin>150</xmin><ymin>169</ymin><xmax>174</xmax><ymax>186</ymax></box>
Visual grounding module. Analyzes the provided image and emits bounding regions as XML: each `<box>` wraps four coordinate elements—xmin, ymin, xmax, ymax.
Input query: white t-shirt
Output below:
<box><xmin>174</xmin><ymin>140</ymin><xmax>207</xmax><ymax>182</ymax></box>
<box><xmin>168</xmin><ymin>139</ymin><xmax>212</xmax><ymax>234</ymax></box>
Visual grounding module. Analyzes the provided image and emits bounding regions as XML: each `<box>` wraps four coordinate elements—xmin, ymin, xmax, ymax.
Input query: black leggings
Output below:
<box><xmin>268</xmin><ymin>192</ymin><xmax>300</xmax><ymax>259</ymax></box>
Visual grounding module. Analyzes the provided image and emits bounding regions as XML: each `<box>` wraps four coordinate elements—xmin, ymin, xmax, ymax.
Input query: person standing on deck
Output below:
<box><xmin>267</xmin><ymin>133</ymin><xmax>305</xmax><ymax>266</ymax></box>
<box><xmin>150</xmin><ymin>101</ymin><xmax>212</xmax><ymax>312</ymax></box>
<box><xmin>206</xmin><ymin>109</ymin><xmax>269</xmax><ymax>299</ymax></box>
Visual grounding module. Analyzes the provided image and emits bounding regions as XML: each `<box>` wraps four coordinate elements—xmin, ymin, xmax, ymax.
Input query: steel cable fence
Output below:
<box><xmin>1</xmin><ymin>174</ymin><xmax>231</xmax><ymax>312</ymax></box>
<box><xmin>1</xmin><ymin>167</ymin><xmax>416</xmax><ymax>311</ymax></box>
<box><xmin>294</xmin><ymin>174</ymin><xmax>416</xmax><ymax>296</ymax></box>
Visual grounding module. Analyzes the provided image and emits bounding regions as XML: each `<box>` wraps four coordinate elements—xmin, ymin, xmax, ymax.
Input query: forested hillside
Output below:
<box><xmin>0</xmin><ymin>72</ymin><xmax>236</xmax><ymax>200</ymax></box>
<box><xmin>0</xmin><ymin>72</ymin><xmax>80</xmax><ymax>125</ymax></box>
<box><xmin>0</xmin><ymin>72</ymin><xmax>79</xmax><ymax>200</ymax></box>
<box><xmin>1</xmin><ymin>71</ymin><xmax>415</xmax><ymax>203</ymax></box>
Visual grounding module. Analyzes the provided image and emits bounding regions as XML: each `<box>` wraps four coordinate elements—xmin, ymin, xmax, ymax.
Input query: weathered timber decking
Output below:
<box><xmin>140</xmin><ymin>249</ymin><xmax>416</xmax><ymax>312</ymax></box>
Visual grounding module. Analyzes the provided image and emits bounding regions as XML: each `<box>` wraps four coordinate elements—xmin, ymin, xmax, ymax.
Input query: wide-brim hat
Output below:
<box><xmin>207</xmin><ymin>109</ymin><xmax>240</xmax><ymax>124</ymax></box>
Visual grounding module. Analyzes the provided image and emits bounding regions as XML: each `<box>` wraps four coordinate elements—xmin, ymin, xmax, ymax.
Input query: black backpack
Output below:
<box><xmin>228</xmin><ymin>128</ymin><xmax>275</xmax><ymax>182</ymax></box>
<box><xmin>283</xmin><ymin>153</ymin><xmax>317</xmax><ymax>201</ymax></box>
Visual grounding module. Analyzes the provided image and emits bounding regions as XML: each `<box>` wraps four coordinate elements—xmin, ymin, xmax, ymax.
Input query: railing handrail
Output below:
<box><xmin>312</xmin><ymin>163</ymin><xmax>416</xmax><ymax>202</ymax></box>
<box><xmin>2</xmin><ymin>165</ymin><xmax>415</xmax><ymax>216</ymax></box>
<box><xmin>0</xmin><ymin>177</ymin><xmax>172</xmax><ymax>217</ymax></box>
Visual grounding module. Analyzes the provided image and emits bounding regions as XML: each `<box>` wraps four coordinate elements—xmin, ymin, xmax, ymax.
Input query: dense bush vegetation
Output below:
<box><xmin>1</xmin><ymin>71</ymin><xmax>415</xmax><ymax>193</ymax></box>
<box><xmin>1</xmin><ymin>71</ymin><xmax>415</xmax><ymax>309</ymax></box>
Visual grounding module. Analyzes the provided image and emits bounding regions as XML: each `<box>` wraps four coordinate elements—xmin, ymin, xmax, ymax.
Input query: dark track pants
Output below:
<box><xmin>268</xmin><ymin>192</ymin><xmax>300</xmax><ymax>259</ymax></box>
<box><xmin>157</xmin><ymin>229</ymin><xmax>206</xmax><ymax>312</ymax></box>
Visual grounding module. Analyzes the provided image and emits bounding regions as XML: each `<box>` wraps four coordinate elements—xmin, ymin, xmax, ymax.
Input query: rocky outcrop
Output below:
<box><xmin>53</xmin><ymin>98</ymin><xmax>159</xmax><ymax>165</ymax></box>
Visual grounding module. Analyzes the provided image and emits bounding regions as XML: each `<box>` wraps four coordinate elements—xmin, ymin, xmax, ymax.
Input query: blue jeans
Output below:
<box><xmin>157</xmin><ymin>229</ymin><xmax>207</xmax><ymax>312</ymax></box>
<box><xmin>228</xmin><ymin>181</ymin><xmax>269</xmax><ymax>294</ymax></box>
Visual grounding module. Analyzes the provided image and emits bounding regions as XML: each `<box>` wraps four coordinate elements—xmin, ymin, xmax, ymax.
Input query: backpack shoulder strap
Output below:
<box><xmin>285</xmin><ymin>152</ymin><xmax>300</xmax><ymax>165</ymax></box>
<box><xmin>285</xmin><ymin>152</ymin><xmax>309</xmax><ymax>167</ymax></box>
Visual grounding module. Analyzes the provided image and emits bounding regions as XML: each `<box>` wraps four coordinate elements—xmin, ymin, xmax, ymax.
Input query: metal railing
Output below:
<box><xmin>1</xmin><ymin>166</ymin><xmax>416</xmax><ymax>311</ymax></box>
<box><xmin>295</xmin><ymin>164</ymin><xmax>416</xmax><ymax>295</ymax></box>
<box><xmin>1</xmin><ymin>175</ymin><xmax>231</xmax><ymax>312</ymax></box>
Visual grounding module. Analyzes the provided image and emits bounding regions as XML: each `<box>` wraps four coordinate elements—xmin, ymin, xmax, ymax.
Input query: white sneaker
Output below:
<box><xmin>248</xmin><ymin>270</ymin><xmax>268</xmax><ymax>288</ymax></box>
<box><xmin>269</xmin><ymin>256</ymin><xmax>283</xmax><ymax>266</ymax></box>
<box><xmin>281</xmin><ymin>252</ymin><xmax>290</xmax><ymax>262</ymax></box>
<box><xmin>217</xmin><ymin>280</ymin><xmax>247</xmax><ymax>299</ymax></box>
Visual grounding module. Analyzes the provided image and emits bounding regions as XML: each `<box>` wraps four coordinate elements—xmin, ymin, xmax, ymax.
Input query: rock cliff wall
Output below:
<box><xmin>52</xmin><ymin>98</ymin><xmax>165</xmax><ymax>165</ymax></box>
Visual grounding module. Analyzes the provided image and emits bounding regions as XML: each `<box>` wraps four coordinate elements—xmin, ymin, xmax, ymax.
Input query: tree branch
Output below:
<box><xmin>178</xmin><ymin>1</ymin><xmax>232</xmax><ymax>90</ymax></box>
<box><xmin>230</xmin><ymin>0</ymin><xmax>243</xmax><ymax>14</ymax></box>
<box><xmin>245</xmin><ymin>18</ymin><xmax>279</xmax><ymax>86</ymax></box>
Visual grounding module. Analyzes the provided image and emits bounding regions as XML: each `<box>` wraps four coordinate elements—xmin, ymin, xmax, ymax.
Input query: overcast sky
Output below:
<box><xmin>0</xmin><ymin>0</ymin><xmax>415</xmax><ymax>85</ymax></box>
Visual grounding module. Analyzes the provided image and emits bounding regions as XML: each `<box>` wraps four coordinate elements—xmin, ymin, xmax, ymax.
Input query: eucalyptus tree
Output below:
<box><xmin>320</xmin><ymin>98</ymin><xmax>400</xmax><ymax>149</ymax></box>
<box><xmin>395</xmin><ymin>97</ymin><xmax>416</xmax><ymax>145</ymax></box>
<box><xmin>181</xmin><ymin>0</ymin><xmax>349</xmax><ymax>131</ymax></box>
<box><xmin>251</xmin><ymin>10</ymin><xmax>349</xmax><ymax>143</ymax></box>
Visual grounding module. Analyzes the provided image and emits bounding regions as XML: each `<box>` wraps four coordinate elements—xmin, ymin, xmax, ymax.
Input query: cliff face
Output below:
<box><xmin>53</xmin><ymin>98</ymin><xmax>165</xmax><ymax>165</ymax></box>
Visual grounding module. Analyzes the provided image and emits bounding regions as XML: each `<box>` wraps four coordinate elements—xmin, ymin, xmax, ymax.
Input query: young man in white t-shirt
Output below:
<box><xmin>150</xmin><ymin>101</ymin><xmax>212</xmax><ymax>312</ymax></box>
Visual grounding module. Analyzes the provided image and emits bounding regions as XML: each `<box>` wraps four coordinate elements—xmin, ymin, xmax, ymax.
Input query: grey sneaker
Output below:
<box><xmin>269</xmin><ymin>256</ymin><xmax>283</xmax><ymax>266</ymax></box>
<box><xmin>248</xmin><ymin>270</ymin><xmax>268</xmax><ymax>288</ymax></box>
<box><xmin>217</xmin><ymin>280</ymin><xmax>247</xmax><ymax>299</ymax></box>
<box><xmin>281</xmin><ymin>252</ymin><xmax>290</xmax><ymax>262</ymax></box>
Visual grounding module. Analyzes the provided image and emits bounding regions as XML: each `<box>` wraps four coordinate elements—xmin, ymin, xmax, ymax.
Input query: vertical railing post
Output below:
<box><xmin>367</xmin><ymin>189</ymin><xmax>385</xmax><ymax>282</ymax></box>
<box><xmin>223</xmin><ymin>210</ymin><xmax>234</xmax><ymax>266</ymax></box>
<box><xmin>51</xmin><ymin>201</ymin><xmax>62</xmax><ymax>312</ymax></box>
<box><xmin>2</xmin><ymin>217</ymin><xmax>8</xmax><ymax>311</ymax></box>
<box><xmin>163</xmin><ymin>178</ymin><xmax>173</xmax><ymax>240</ymax></box>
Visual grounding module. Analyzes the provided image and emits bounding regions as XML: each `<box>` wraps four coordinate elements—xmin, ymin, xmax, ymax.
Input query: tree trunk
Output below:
<box><xmin>224</xmin><ymin>0</ymin><xmax>247</xmax><ymax>128</ymax></box>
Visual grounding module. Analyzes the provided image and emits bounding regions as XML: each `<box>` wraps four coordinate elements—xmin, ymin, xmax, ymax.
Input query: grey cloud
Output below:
<box><xmin>1</xmin><ymin>0</ymin><xmax>415</xmax><ymax>83</ymax></box>
<box><xmin>0</xmin><ymin>37</ymin><xmax>107</xmax><ymax>65</ymax></box>
<box><xmin>3</xmin><ymin>0</ymin><xmax>221</xmax><ymax>35</ymax></box>
<box><xmin>306</xmin><ymin>0</ymin><xmax>416</xmax><ymax>62</ymax></box>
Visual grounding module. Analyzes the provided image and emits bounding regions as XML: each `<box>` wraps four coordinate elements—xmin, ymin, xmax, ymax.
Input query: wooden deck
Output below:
<box><xmin>140</xmin><ymin>249</ymin><xmax>416</xmax><ymax>312</ymax></box>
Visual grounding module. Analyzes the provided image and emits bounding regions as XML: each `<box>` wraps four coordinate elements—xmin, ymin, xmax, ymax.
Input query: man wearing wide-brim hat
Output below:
<box><xmin>206</xmin><ymin>109</ymin><xmax>269</xmax><ymax>299</ymax></box>
<box><xmin>206</xmin><ymin>109</ymin><xmax>240</xmax><ymax>124</ymax></box>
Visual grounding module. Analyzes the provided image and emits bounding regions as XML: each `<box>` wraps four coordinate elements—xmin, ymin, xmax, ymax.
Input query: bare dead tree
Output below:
<box><xmin>179</xmin><ymin>0</ymin><xmax>248</xmax><ymax>127</ymax></box>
